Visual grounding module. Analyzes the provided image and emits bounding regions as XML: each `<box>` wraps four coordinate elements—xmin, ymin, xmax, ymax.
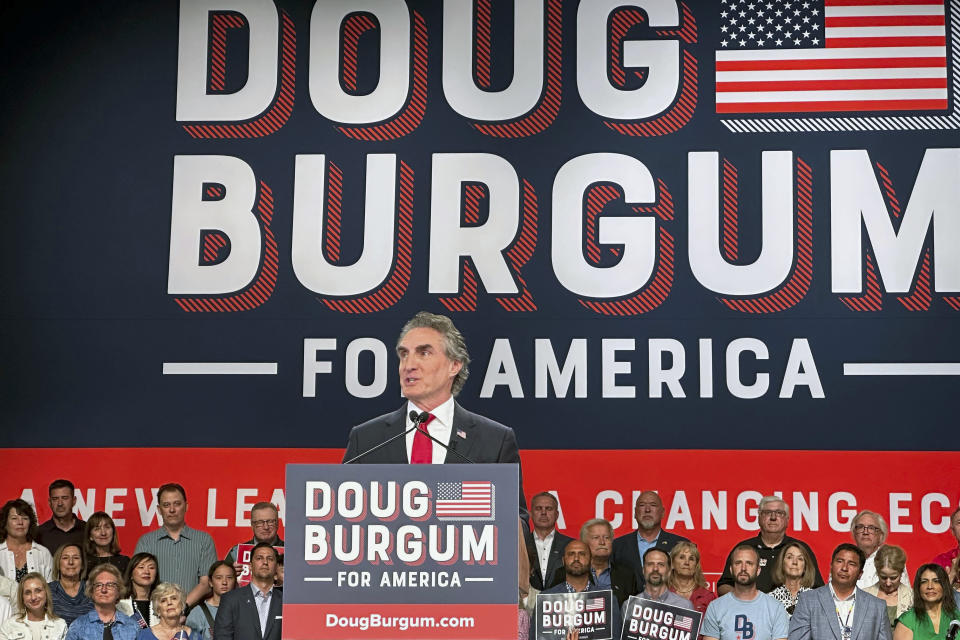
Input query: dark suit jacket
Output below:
<box><xmin>788</xmin><ymin>587</ymin><xmax>891</xmax><ymax>640</ymax></box>
<box><xmin>343</xmin><ymin>402</ymin><xmax>528</xmax><ymax>521</ymax></box>
<box><xmin>611</xmin><ymin>528</ymin><xmax>690</xmax><ymax>591</ymax></box>
<box><xmin>213</xmin><ymin>585</ymin><xmax>282</xmax><ymax>640</ymax></box>
<box><xmin>525</xmin><ymin>530</ymin><xmax>574</xmax><ymax>590</ymax></box>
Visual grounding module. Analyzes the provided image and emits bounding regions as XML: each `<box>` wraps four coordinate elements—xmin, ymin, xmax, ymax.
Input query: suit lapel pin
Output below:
<box><xmin>457</xmin><ymin>429</ymin><xmax>467</xmax><ymax>439</ymax></box>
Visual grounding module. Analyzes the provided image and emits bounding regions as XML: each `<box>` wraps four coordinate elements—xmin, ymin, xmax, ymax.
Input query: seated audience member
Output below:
<box><xmin>788</xmin><ymin>543</ymin><xmax>891</xmax><ymax>640</ymax></box>
<box><xmin>704</xmin><ymin>546</ymin><xmax>790</xmax><ymax>640</ymax></box>
<box><xmin>535</xmin><ymin>541</ymin><xmax>622</xmax><ymax>640</ymax></box>
<box><xmin>0</xmin><ymin>499</ymin><xmax>53</xmax><ymax>582</ymax></box>
<box><xmin>0</xmin><ymin>572</ymin><xmax>67</xmax><ymax>640</ymax></box>
<box><xmin>118</xmin><ymin>554</ymin><xmax>160</xmax><ymax>627</ymax></box>
<box><xmin>612</xmin><ymin>491</ymin><xmax>689</xmax><ymax>591</ymax></box>
<box><xmin>525</xmin><ymin>493</ymin><xmax>573</xmax><ymax>591</ymax></box>
<box><xmin>769</xmin><ymin>543</ymin><xmax>816</xmax><ymax>616</ymax></box>
<box><xmin>84</xmin><ymin>513</ymin><xmax>129</xmax><ymax>577</ymax></box>
<box><xmin>137</xmin><ymin>582</ymin><xmax>196</xmax><ymax>640</ymax></box>
<box><xmin>36</xmin><ymin>481</ymin><xmax>85</xmax><ymax>555</ymax></box>
<box><xmin>65</xmin><ymin>564</ymin><xmax>137</xmax><ymax>640</ymax></box>
<box><xmin>932</xmin><ymin>508</ymin><xmax>960</xmax><ymax>571</ymax></box>
<box><xmin>134</xmin><ymin>484</ymin><xmax>217</xmax><ymax>608</ymax></box>
<box><xmin>223</xmin><ymin>503</ymin><xmax>283</xmax><ymax>574</ymax></box>
<box><xmin>581</xmin><ymin>518</ymin><xmax>637</xmax><ymax>607</ymax></box>
<box><xmin>853</xmin><ymin>511</ymin><xmax>909</xmax><ymax>590</ymax></box>
<box><xmin>893</xmin><ymin>564</ymin><xmax>958</xmax><ymax>640</ymax></box>
<box><xmin>668</xmin><ymin>541</ymin><xmax>716</xmax><ymax>615</ymax></box>
<box><xmin>864</xmin><ymin>545</ymin><xmax>913</xmax><ymax>627</ymax></box>
<box><xmin>49</xmin><ymin>544</ymin><xmax>93</xmax><ymax>624</ymax></box>
<box><xmin>638</xmin><ymin>548</ymin><xmax>692</xmax><ymax>608</ymax></box>
<box><xmin>213</xmin><ymin>543</ymin><xmax>282</xmax><ymax>640</ymax></box>
<box><xmin>186</xmin><ymin>563</ymin><xmax>237</xmax><ymax>640</ymax></box>
<box><xmin>718</xmin><ymin>496</ymin><xmax>823</xmax><ymax>595</ymax></box>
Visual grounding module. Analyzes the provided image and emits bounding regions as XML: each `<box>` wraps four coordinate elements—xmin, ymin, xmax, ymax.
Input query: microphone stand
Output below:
<box><xmin>343</xmin><ymin>410</ymin><xmax>475</xmax><ymax>464</ymax></box>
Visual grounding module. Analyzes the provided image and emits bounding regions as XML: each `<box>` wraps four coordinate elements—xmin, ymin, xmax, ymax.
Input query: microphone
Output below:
<box><xmin>409</xmin><ymin>410</ymin><xmax>430</xmax><ymax>425</ymax></box>
<box><xmin>946</xmin><ymin>620</ymin><xmax>959</xmax><ymax>640</ymax></box>
<box><xmin>408</xmin><ymin>410</ymin><xmax>475</xmax><ymax>463</ymax></box>
<box><xmin>342</xmin><ymin>412</ymin><xmax>424</xmax><ymax>464</ymax></box>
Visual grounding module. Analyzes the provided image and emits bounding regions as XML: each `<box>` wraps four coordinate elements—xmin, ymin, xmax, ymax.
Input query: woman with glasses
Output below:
<box><xmin>117</xmin><ymin>555</ymin><xmax>160</xmax><ymax>628</ymax></box>
<box><xmin>48</xmin><ymin>544</ymin><xmax>93</xmax><ymax>624</ymax></box>
<box><xmin>0</xmin><ymin>500</ymin><xmax>53</xmax><ymax>583</ymax></box>
<box><xmin>0</xmin><ymin>572</ymin><xmax>67</xmax><ymax>640</ymax></box>
<box><xmin>864</xmin><ymin>545</ymin><xmax>913</xmax><ymax>627</ymax></box>
<box><xmin>893</xmin><ymin>564</ymin><xmax>959</xmax><ymax>640</ymax></box>
<box><xmin>64</xmin><ymin>565</ymin><xmax>138</xmax><ymax>640</ymax></box>
<box><xmin>84</xmin><ymin>515</ymin><xmax>129</xmax><ymax>578</ymax></box>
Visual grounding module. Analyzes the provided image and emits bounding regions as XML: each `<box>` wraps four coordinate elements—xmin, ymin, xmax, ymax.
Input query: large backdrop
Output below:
<box><xmin>1</xmin><ymin>0</ymin><xmax>958</xmax><ymax>579</ymax></box>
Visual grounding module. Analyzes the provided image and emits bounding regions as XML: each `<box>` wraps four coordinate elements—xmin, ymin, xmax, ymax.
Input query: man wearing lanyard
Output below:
<box><xmin>788</xmin><ymin>544</ymin><xmax>891</xmax><ymax>640</ymax></box>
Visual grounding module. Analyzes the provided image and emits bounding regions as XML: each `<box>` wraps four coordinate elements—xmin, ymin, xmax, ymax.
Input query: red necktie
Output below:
<box><xmin>410</xmin><ymin>413</ymin><xmax>436</xmax><ymax>464</ymax></box>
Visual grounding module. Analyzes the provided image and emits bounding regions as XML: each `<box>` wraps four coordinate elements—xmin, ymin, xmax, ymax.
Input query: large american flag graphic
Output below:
<box><xmin>716</xmin><ymin>0</ymin><xmax>949</xmax><ymax>113</ymax></box>
<box><xmin>435</xmin><ymin>481</ymin><xmax>494</xmax><ymax>519</ymax></box>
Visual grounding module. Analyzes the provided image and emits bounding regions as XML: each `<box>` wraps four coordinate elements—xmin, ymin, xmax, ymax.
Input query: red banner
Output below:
<box><xmin>2</xmin><ymin>448</ymin><xmax>957</xmax><ymax>581</ymax></box>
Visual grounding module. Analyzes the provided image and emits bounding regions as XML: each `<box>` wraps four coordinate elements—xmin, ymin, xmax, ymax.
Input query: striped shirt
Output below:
<box><xmin>49</xmin><ymin>580</ymin><xmax>94</xmax><ymax>625</ymax></box>
<box><xmin>134</xmin><ymin>525</ymin><xmax>217</xmax><ymax>593</ymax></box>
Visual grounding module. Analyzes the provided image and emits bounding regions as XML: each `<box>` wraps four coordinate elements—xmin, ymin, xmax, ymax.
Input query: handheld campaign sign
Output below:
<box><xmin>535</xmin><ymin>590</ymin><xmax>615</xmax><ymax>640</ymax></box>
<box><xmin>283</xmin><ymin>464</ymin><xmax>519</xmax><ymax>639</ymax></box>
<box><xmin>621</xmin><ymin>597</ymin><xmax>702</xmax><ymax>640</ymax></box>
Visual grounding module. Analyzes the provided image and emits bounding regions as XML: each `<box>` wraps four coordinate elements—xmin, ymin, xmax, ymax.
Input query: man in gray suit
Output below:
<box><xmin>214</xmin><ymin>543</ymin><xmax>282</xmax><ymax>640</ymax></box>
<box><xmin>788</xmin><ymin>543</ymin><xmax>891</xmax><ymax>640</ymax></box>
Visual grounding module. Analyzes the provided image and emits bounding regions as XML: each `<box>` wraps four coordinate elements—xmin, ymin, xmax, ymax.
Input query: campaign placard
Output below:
<box><xmin>235</xmin><ymin>543</ymin><xmax>284</xmax><ymax>587</ymax></box>
<box><xmin>535</xmin><ymin>590</ymin><xmax>614</xmax><ymax>640</ymax></box>
<box><xmin>621</xmin><ymin>597</ymin><xmax>702</xmax><ymax>640</ymax></box>
<box><xmin>283</xmin><ymin>463</ymin><xmax>519</xmax><ymax>639</ymax></box>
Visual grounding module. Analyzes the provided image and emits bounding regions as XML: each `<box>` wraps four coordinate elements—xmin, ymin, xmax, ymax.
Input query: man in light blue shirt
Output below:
<box><xmin>703</xmin><ymin>546</ymin><xmax>789</xmax><ymax>640</ymax></box>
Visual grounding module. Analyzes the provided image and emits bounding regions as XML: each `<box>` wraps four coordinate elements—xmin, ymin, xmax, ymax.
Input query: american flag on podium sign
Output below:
<box><xmin>715</xmin><ymin>0</ymin><xmax>960</xmax><ymax>132</ymax></box>
<box><xmin>435</xmin><ymin>481</ymin><xmax>494</xmax><ymax>519</ymax></box>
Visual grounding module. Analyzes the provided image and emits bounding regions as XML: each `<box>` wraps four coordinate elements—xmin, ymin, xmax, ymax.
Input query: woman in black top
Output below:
<box><xmin>84</xmin><ymin>512</ymin><xmax>130</xmax><ymax>577</ymax></box>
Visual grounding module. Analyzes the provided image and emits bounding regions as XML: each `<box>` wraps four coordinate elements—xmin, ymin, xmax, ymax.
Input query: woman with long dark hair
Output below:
<box><xmin>117</xmin><ymin>553</ymin><xmax>160</xmax><ymax>627</ymax></box>
<box><xmin>83</xmin><ymin>513</ymin><xmax>129</xmax><ymax>577</ymax></box>
<box><xmin>893</xmin><ymin>564</ymin><xmax>959</xmax><ymax>640</ymax></box>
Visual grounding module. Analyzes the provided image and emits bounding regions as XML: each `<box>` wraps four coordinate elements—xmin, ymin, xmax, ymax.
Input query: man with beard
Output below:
<box><xmin>581</xmin><ymin>518</ymin><xmax>638</xmax><ymax>607</ymax></box>
<box><xmin>612</xmin><ymin>491</ymin><xmax>690</xmax><ymax>590</ymax></box>
<box><xmin>214</xmin><ymin>543</ymin><xmax>283</xmax><ymax>640</ymax></box>
<box><xmin>788</xmin><ymin>544</ymin><xmax>890</xmax><ymax>640</ymax></box>
<box><xmin>637</xmin><ymin>548</ymin><xmax>692</xmax><ymax>608</ymax></box>
<box><xmin>703</xmin><ymin>546</ymin><xmax>789</xmax><ymax>640</ymax></box>
<box><xmin>717</xmin><ymin>496</ymin><xmax>823</xmax><ymax>596</ymax></box>
<box><xmin>537</xmin><ymin>541</ymin><xmax>623</xmax><ymax>639</ymax></box>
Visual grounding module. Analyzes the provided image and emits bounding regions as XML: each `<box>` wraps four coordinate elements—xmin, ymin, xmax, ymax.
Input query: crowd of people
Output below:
<box><xmin>520</xmin><ymin>492</ymin><xmax>960</xmax><ymax>640</ymax></box>
<box><xmin>0</xmin><ymin>482</ymin><xmax>283</xmax><ymax>640</ymax></box>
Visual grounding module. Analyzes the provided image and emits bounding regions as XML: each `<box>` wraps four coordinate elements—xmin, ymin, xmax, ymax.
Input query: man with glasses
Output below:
<box><xmin>224</xmin><ymin>503</ymin><xmax>284</xmax><ymax>580</ymax></box>
<box><xmin>717</xmin><ymin>496</ymin><xmax>823</xmax><ymax>596</ymax></box>
<box><xmin>66</xmin><ymin>564</ymin><xmax>138</xmax><ymax>640</ymax></box>
<box><xmin>850</xmin><ymin>510</ymin><xmax>908</xmax><ymax>590</ymax></box>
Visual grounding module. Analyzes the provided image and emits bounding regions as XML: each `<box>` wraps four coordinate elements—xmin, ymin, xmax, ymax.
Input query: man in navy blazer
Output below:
<box><xmin>342</xmin><ymin>311</ymin><xmax>528</xmax><ymax>521</ymax></box>
<box><xmin>788</xmin><ymin>543</ymin><xmax>891</xmax><ymax>640</ymax></box>
<box><xmin>214</xmin><ymin>543</ymin><xmax>282</xmax><ymax>640</ymax></box>
<box><xmin>611</xmin><ymin>491</ymin><xmax>689</xmax><ymax>590</ymax></box>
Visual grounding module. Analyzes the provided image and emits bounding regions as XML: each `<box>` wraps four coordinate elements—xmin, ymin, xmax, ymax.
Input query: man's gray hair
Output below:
<box><xmin>398</xmin><ymin>311</ymin><xmax>471</xmax><ymax>395</ymax></box>
<box><xmin>580</xmin><ymin>518</ymin><xmax>614</xmax><ymax>541</ymax></box>
<box><xmin>759</xmin><ymin>495</ymin><xmax>790</xmax><ymax>519</ymax></box>
<box><xmin>851</xmin><ymin>510</ymin><xmax>889</xmax><ymax>538</ymax></box>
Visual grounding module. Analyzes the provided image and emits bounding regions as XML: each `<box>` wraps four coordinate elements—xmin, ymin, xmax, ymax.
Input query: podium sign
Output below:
<box><xmin>283</xmin><ymin>463</ymin><xmax>519</xmax><ymax>639</ymax></box>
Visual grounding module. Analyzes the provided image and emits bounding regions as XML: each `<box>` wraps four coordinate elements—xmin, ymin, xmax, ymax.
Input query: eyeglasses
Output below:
<box><xmin>854</xmin><ymin>525</ymin><xmax>881</xmax><ymax>534</ymax></box>
<box><xmin>760</xmin><ymin>510</ymin><xmax>787</xmax><ymax>519</ymax></box>
<box><xmin>93</xmin><ymin>582</ymin><xmax>119</xmax><ymax>591</ymax></box>
<box><xmin>252</xmin><ymin>519</ymin><xmax>278</xmax><ymax>528</ymax></box>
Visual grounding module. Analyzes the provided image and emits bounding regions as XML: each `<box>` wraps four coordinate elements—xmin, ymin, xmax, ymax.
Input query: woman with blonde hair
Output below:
<box><xmin>48</xmin><ymin>544</ymin><xmax>93</xmax><ymax>624</ymax></box>
<box><xmin>667</xmin><ymin>541</ymin><xmax>716</xmax><ymax>614</ymax></box>
<box><xmin>0</xmin><ymin>572</ymin><xmax>68</xmax><ymax>640</ymax></box>
<box><xmin>865</xmin><ymin>544</ymin><xmax>913</xmax><ymax>627</ymax></box>
<box><xmin>769</xmin><ymin>542</ymin><xmax>816</xmax><ymax>615</ymax></box>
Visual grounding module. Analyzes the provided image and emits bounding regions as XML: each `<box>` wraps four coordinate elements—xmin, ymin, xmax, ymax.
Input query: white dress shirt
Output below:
<box><xmin>532</xmin><ymin>529</ymin><xmax>556</xmax><ymax>581</ymax></box>
<box><xmin>404</xmin><ymin>397</ymin><xmax>455</xmax><ymax>463</ymax></box>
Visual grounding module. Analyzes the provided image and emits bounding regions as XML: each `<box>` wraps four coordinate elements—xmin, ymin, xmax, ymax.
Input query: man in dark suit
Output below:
<box><xmin>788</xmin><ymin>543</ymin><xmax>891</xmax><ymax>640</ymax></box>
<box><xmin>611</xmin><ymin>490</ymin><xmax>689</xmax><ymax>590</ymax></box>
<box><xmin>581</xmin><ymin>518</ymin><xmax>638</xmax><ymax>607</ymax></box>
<box><xmin>214</xmin><ymin>543</ymin><xmax>282</xmax><ymax>640</ymax></box>
<box><xmin>525</xmin><ymin>492</ymin><xmax>572</xmax><ymax>590</ymax></box>
<box><xmin>342</xmin><ymin>311</ymin><xmax>528</xmax><ymax>521</ymax></box>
